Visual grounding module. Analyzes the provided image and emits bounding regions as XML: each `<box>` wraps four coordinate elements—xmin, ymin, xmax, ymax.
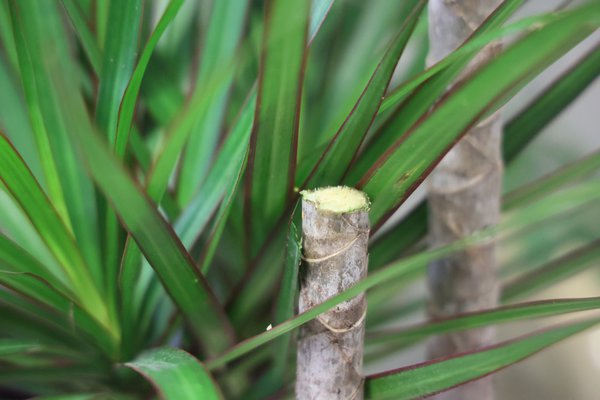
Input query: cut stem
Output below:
<box><xmin>296</xmin><ymin>186</ymin><xmax>370</xmax><ymax>400</ymax></box>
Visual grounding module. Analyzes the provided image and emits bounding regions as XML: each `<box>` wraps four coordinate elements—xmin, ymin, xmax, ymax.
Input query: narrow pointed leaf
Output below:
<box><xmin>59</xmin><ymin>102</ymin><xmax>235</xmax><ymax>355</ymax></box>
<box><xmin>61</xmin><ymin>0</ymin><xmax>102</xmax><ymax>74</ymax></box>
<box><xmin>358</xmin><ymin>5</ymin><xmax>600</xmax><ymax>228</ymax></box>
<box><xmin>145</xmin><ymin>68</ymin><xmax>239</xmax><ymax>204</ymax></box>
<box><xmin>364</xmin><ymin>318</ymin><xmax>600</xmax><ymax>399</ymax></box>
<box><xmin>95</xmin><ymin>0</ymin><xmax>109</xmax><ymax>50</ymax></box>
<box><xmin>114</xmin><ymin>0</ymin><xmax>184</xmax><ymax>158</ymax></box>
<box><xmin>0</xmin><ymin>55</ymin><xmax>42</xmax><ymax>181</ymax></box>
<box><xmin>369</xmin><ymin>297</ymin><xmax>600</xmax><ymax>347</ymax></box>
<box><xmin>302</xmin><ymin>0</ymin><xmax>426</xmax><ymax>187</ymax></box>
<box><xmin>10</xmin><ymin>1</ymin><xmax>103</xmax><ymax>284</ymax></box>
<box><xmin>246</xmin><ymin>0</ymin><xmax>310</xmax><ymax>249</ymax></box>
<box><xmin>0</xmin><ymin>189</ymin><xmax>62</xmax><ymax>284</ymax></box>
<box><xmin>504</xmin><ymin>42</ymin><xmax>600</xmax><ymax>161</ymax></box>
<box><xmin>0</xmin><ymin>339</ymin><xmax>42</xmax><ymax>357</ymax></box>
<box><xmin>270</xmin><ymin>221</ymin><xmax>301</xmax><ymax>383</ymax></box>
<box><xmin>126</xmin><ymin>93</ymin><xmax>255</xmax><ymax>347</ymax></box>
<box><xmin>308</xmin><ymin>0</ymin><xmax>334</xmax><ymax>44</ymax></box>
<box><xmin>175</xmin><ymin>94</ymin><xmax>255</xmax><ymax>249</ymax></box>
<box><xmin>370</xmin><ymin>148</ymin><xmax>600</xmax><ymax>271</ymax></box>
<box><xmin>94</xmin><ymin>0</ymin><xmax>142</xmax><ymax>296</ymax></box>
<box><xmin>177</xmin><ymin>0</ymin><xmax>251</xmax><ymax>206</ymax></box>
<box><xmin>0</xmin><ymin>1</ymin><xmax>18</xmax><ymax>72</ymax></box>
<box><xmin>348</xmin><ymin>0</ymin><xmax>546</xmax><ymax>183</ymax></box>
<box><xmin>95</xmin><ymin>0</ymin><xmax>141</xmax><ymax>143</ymax></box>
<box><xmin>503</xmin><ymin>240</ymin><xmax>600</xmax><ymax>302</ymax></box>
<box><xmin>0</xmin><ymin>134</ymin><xmax>112</xmax><ymax>335</ymax></box>
<box><xmin>503</xmin><ymin>149</ymin><xmax>600</xmax><ymax>209</ymax></box>
<box><xmin>0</xmin><ymin>233</ymin><xmax>69</xmax><ymax>295</ymax></box>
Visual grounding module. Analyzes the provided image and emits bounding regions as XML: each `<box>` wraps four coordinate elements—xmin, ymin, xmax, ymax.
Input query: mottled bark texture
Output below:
<box><xmin>427</xmin><ymin>1</ymin><xmax>503</xmax><ymax>399</ymax></box>
<box><xmin>296</xmin><ymin>187</ymin><xmax>369</xmax><ymax>400</ymax></box>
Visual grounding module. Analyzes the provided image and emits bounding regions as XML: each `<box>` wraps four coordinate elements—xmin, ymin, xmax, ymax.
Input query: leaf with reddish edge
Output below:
<box><xmin>503</xmin><ymin>42</ymin><xmax>600</xmax><ymax>161</ymax></box>
<box><xmin>51</xmin><ymin>70</ymin><xmax>235</xmax><ymax>355</ymax></box>
<box><xmin>347</xmin><ymin>0</ymin><xmax>530</xmax><ymax>185</ymax></box>
<box><xmin>0</xmin><ymin>134</ymin><xmax>113</xmax><ymax>341</ymax></box>
<box><xmin>245</xmin><ymin>0</ymin><xmax>310</xmax><ymax>252</ymax></box>
<box><xmin>357</xmin><ymin>5</ymin><xmax>600</xmax><ymax>230</ymax></box>
<box><xmin>368</xmin><ymin>296</ymin><xmax>600</xmax><ymax>348</ymax></box>
<box><xmin>364</xmin><ymin>318</ymin><xmax>600</xmax><ymax>399</ymax></box>
<box><xmin>176</xmin><ymin>0</ymin><xmax>251</xmax><ymax>206</ymax></box>
<box><xmin>300</xmin><ymin>0</ymin><xmax>426</xmax><ymax>188</ymax></box>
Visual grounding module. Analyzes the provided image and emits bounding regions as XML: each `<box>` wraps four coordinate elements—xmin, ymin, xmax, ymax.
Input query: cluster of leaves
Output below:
<box><xmin>0</xmin><ymin>0</ymin><xmax>599</xmax><ymax>398</ymax></box>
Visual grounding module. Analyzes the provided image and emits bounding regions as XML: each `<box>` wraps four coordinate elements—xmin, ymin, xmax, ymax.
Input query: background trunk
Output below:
<box><xmin>296</xmin><ymin>187</ymin><xmax>369</xmax><ymax>400</ymax></box>
<box><xmin>426</xmin><ymin>1</ymin><xmax>503</xmax><ymax>399</ymax></box>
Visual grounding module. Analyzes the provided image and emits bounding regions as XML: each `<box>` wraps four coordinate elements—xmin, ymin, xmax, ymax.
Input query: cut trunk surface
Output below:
<box><xmin>296</xmin><ymin>186</ymin><xmax>370</xmax><ymax>400</ymax></box>
<box><xmin>426</xmin><ymin>1</ymin><xmax>503</xmax><ymax>400</ymax></box>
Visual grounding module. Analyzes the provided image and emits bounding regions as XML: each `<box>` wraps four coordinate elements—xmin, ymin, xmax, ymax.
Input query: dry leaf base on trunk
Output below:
<box><xmin>296</xmin><ymin>187</ymin><xmax>370</xmax><ymax>400</ymax></box>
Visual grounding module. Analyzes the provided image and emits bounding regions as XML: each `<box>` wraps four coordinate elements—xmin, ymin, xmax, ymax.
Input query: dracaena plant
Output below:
<box><xmin>0</xmin><ymin>0</ymin><xmax>599</xmax><ymax>399</ymax></box>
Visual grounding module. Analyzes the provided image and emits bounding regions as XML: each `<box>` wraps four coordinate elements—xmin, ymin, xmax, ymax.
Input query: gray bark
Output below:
<box><xmin>426</xmin><ymin>1</ymin><xmax>503</xmax><ymax>399</ymax></box>
<box><xmin>296</xmin><ymin>187</ymin><xmax>369</xmax><ymax>400</ymax></box>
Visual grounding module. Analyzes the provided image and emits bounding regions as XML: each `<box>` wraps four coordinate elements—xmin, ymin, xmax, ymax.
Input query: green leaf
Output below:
<box><xmin>0</xmin><ymin>298</ymin><xmax>85</xmax><ymax>349</ymax></box>
<box><xmin>61</xmin><ymin>0</ymin><xmax>102</xmax><ymax>74</ymax></box>
<box><xmin>304</xmin><ymin>0</ymin><xmax>421</xmax><ymax>155</ymax></box>
<box><xmin>58</xmin><ymin>98</ymin><xmax>234</xmax><ymax>356</ymax></box>
<box><xmin>139</xmin><ymin>56</ymin><xmax>185</xmax><ymax>127</ymax></box>
<box><xmin>0</xmin><ymin>232</ymin><xmax>69</xmax><ymax>296</ymax></box>
<box><xmin>94</xmin><ymin>4</ymin><xmax>182</xmax><ymax>333</ymax></box>
<box><xmin>10</xmin><ymin>0</ymin><xmax>103</xmax><ymax>295</ymax></box>
<box><xmin>364</xmin><ymin>318</ymin><xmax>600</xmax><ymax>399</ymax></box>
<box><xmin>0</xmin><ymin>1</ymin><xmax>19</xmax><ymax>73</ymax></box>
<box><xmin>370</xmin><ymin>147</ymin><xmax>600</xmax><ymax>271</ymax></box>
<box><xmin>95</xmin><ymin>0</ymin><xmax>141</xmax><ymax>144</ymax></box>
<box><xmin>145</xmin><ymin>68</ymin><xmax>240</xmax><ymax>205</ymax></box>
<box><xmin>94</xmin><ymin>0</ymin><xmax>142</xmax><ymax>300</ymax></box>
<box><xmin>95</xmin><ymin>0</ymin><xmax>110</xmax><ymax>50</ymax></box>
<box><xmin>358</xmin><ymin>5</ymin><xmax>600</xmax><ymax>228</ymax></box>
<box><xmin>347</xmin><ymin>0</ymin><xmax>546</xmax><ymax>183</ymax></box>
<box><xmin>0</xmin><ymin>270</ymin><xmax>114</xmax><ymax>355</ymax></box>
<box><xmin>125</xmin><ymin>347</ymin><xmax>223</xmax><ymax>400</ymax></box>
<box><xmin>114</xmin><ymin>0</ymin><xmax>184</xmax><ymax>158</ymax></box>
<box><xmin>269</xmin><ymin>221</ymin><xmax>301</xmax><ymax>384</ymax></box>
<box><xmin>175</xmin><ymin>93</ymin><xmax>256</xmax><ymax>250</ymax></box>
<box><xmin>503</xmin><ymin>42</ymin><xmax>600</xmax><ymax>162</ymax></box>
<box><xmin>368</xmin><ymin>202</ymin><xmax>427</xmax><ymax>270</ymax></box>
<box><xmin>34</xmin><ymin>394</ymin><xmax>134</xmax><ymax>400</ymax></box>
<box><xmin>504</xmin><ymin>149</ymin><xmax>600</xmax><ymax>210</ymax></box>
<box><xmin>176</xmin><ymin>0</ymin><xmax>251</xmax><ymax>206</ymax></box>
<box><xmin>309</xmin><ymin>0</ymin><xmax>334</xmax><ymax>44</ymax></box>
<box><xmin>0</xmin><ymin>365</ymin><xmax>102</xmax><ymax>386</ymax></box>
<box><xmin>503</xmin><ymin>240</ymin><xmax>600</xmax><ymax>302</ymax></box>
<box><xmin>0</xmin><ymin>339</ymin><xmax>42</xmax><ymax>357</ymax></box>
<box><xmin>0</xmin><ymin>54</ymin><xmax>42</xmax><ymax>182</ymax></box>
<box><xmin>301</xmin><ymin>0</ymin><xmax>426</xmax><ymax>187</ymax></box>
<box><xmin>368</xmin><ymin>297</ymin><xmax>600</xmax><ymax>348</ymax></box>
<box><xmin>246</xmin><ymin>0</ymin><xmax>310</xmax><ymax>250</ymax></box>
<box><xmin>0</xmin><ymin>134</ymin><xmax>113</xmax><ymax>339</ymax></box>
<box><xmin>123</xmin><ymin>94</ymin><xmax>255</xmax><ymax>350</ymax></box>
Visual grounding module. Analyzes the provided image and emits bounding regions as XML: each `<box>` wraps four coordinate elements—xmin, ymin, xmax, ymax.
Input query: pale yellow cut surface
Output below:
<box><xmin>302</xmin><ymin>186</ymin><xmax>369</xmax><ymax>213</ymax></box>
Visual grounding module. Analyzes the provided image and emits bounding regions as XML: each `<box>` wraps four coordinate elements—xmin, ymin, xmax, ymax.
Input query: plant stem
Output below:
<box><xmin>296</xmin><ymin>187</ymin><xmax>370</xmax><ymax>400</ymax></box>
<box><xmin>426</xmin><ymin>1</ymin><xmax>503</xmax><ymax>399</ymax></box>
